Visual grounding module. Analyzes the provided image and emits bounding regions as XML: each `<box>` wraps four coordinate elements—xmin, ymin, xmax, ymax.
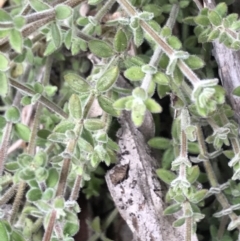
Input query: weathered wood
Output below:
<box><xmin>203</xmin><ymin>0</ymin><xmax>240</xmax><ymax>124</ymax></box>
<box><xmin>106</xmin><ymin>112</ymin><xmax>198</xmax><ymax>241</ymax></box>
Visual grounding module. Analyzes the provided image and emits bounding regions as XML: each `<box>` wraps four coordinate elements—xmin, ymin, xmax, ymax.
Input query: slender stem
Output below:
<box><xmin>203</xmin><ymin>0</ymin><xmax>216</xmax><ymax>9</ymax></box>
<box><xmin>196</xmin><ymin>124</ymin><xmax>240</xmax><ymax>225</ymax></box>
<box><xmin>185</xmin><ymin>216</ymin><xmax>192</xmax><ymax>241</ymax></box>
<box><xmin>180</xmin><ymin>130</ymin><xmax>187</xmax><ymax>157</ymax></box>
<box><xmin>9</xmin><ymin>78</ymin><xmax>68</xmax><ymax>119</ymax></box>
<box><xmin>82</xmin><ymin>0</ymin><xmax>115</xmax><ymax>34</ymax></box>
<box><xmin>21</xmin><ymin>4</ymin><xmax>31</xmax><ymax>16</ymax></box>
<box><xmin>42</xmin><ymin>210</ymin><xmax>57</xmax><ymax>241</ymax></box>
<box><xmin>0</xmin><ymin>0</ymin><xmax>85</xmax><ymax>51</ymax></box>
<box><xmin>0</xmin><ymin>184</ymin><xmax>18</xmax><ymax>205</ymax></box>
<box><xmin>193</xmin><ymin>0</ymin><xmax>203</xmax><ymax>10</ymax></box>
<box><xmin>56</xmin><ymin>94</ymin><xmax>95</xmax><ymax>197</ymax></box>
<box><xmin>35</xmin><ymin>56</ymin><xmax>53</xmax><ymax>140</ymax></box>
<box><xmin>117</xmin><ymin>0</ymin><xmax>201</xmax><ymax>86</ymax></box>
<box><xmin>219</xmin><ymin>113</ymin><xmax>240</xmax><ymax>154</ymax></box>
<box><xmin>9</xmin><ymin>182</ymin><xmax>27</xmax><ymax>224</ymax></box>
<box><xmin>27</xmin><ymin>103</ymin><xmax>42</xmax><ymax>156</ymax></box>
<box><xmin>141</xmin><ymin>4</ymin><xmax>179</xmax><ymax>90</ymax></box>
<box><xmin>55</xmin><ymin>158</ymin><xmax>71</xmax><ymax>197</ymax></box>
<box><xmin>69</xmin><ymin>175</ymin><xmax>82</xmax><ymax>201</ymax></box>
<box><xmin>0</xmin><ymin>122</ymin><xmax>13</xmax><ymax>175</ymax></box>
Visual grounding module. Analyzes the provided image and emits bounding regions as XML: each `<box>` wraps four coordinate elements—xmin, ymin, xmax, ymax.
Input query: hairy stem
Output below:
<box><xmin>0</xmin><ymin>184</ymin><xmax>18</xmax><ymax>205</ymax></box>
<box><xmin>9</xmin><ymin>181</ymin><xmax>27</xmax><ymax>224</ymax></box>
<box><xmin>0</xmin><ymin>122</ymin><xmax>13</xmax><ymax>175</ymax></box>
<box><xmin>42</xmin><ymin>210</ymin><xmax>57</xmax><ymax>241</ymax></box>
<box><xmin>196</xmin><ymin>124</ymin><xmax>240</xmax><ymax>226</ymax></box>
<box><xmin>9</xmin><ymin>78</ymin><xmax>68</xmax><ymax>119</ymax></box>
<box><xmin>117</xmin><ymin>0</ymin><xmax>201</xmax><ymax>86</ymax></box>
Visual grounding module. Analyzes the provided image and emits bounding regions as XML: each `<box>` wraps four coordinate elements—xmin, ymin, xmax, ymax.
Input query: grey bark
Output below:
<box><xmin>105</xmin><ymin>112</ymin><xmax>198</xmax><ymax>241</ymax></box>
<box><xmin>204</xmin><ymin>0</ymin><xmax>240</xmax><ymax>124</ymax></box>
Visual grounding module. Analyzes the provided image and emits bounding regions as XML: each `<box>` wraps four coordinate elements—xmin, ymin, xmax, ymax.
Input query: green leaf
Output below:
<box><xmin>29</xmin><ymin>0</ymin><xmax>51</xmax><ymax>11</ymax></box>
<box><xmin>215</xmin><ymin>3</ymin><xmax>228</xmax><ymax>17</ymax></box>
<box><xmin>5</xmin><ymin>106</ymin><xmax>20</xmax><ymax>123</ymax></box>
<box><xmin>194</xmin><ymin>15</ymin><xmax>210</xmax><ymax>26</ymax></box>
<box><xmin>0</xmin><ymin>9</ymin><xmax>12</xmax><ymax>23</ymax></box>
<box><xmin>88</xmin><ymin>40</ymin><xmax>114</xmax><ymax>58</ymax></box>
<box><xmin>19</xmin><ymin>168</ymin><xmax>35</xmax><ymax>181</ymax></box>
<box><xmin>133</xmin><ymin>27</ymin><xmax>144</xmax><ymax>47</ymax></box>
<box><xmin>152</xmin><ymin>72</ymin><xmax>170</xmax><ymax>85</ymax></box>
<box><xmin>184</xmin><ymin>55</ymin><xmax>205</xmax><ymax>70</ymax></box>
<box><xmin>0</xmin><ymin>220</ymin><xmax>10</xmax><ymax>241</ymax></box>
<box><xmin>51</xmin><ymin>23</ymin><xmax>62</xmax><ymax>48</ymax></box>
<box><xmin>173</xmin><ymin>217</ymin><xmax>185</xmax><ymax>227</ymax></box>
<box><xmin>13</xmin><ymin>16</ymin><xmax>26</xmax><ymax>29</ymax></box>
<box><xmin>48</xmin><ymin>133</ymin><xmax>68</xmax><ymax>144</ymax></box>
<box><xmin>55</xmin><ymin>4</ymin><xmax>72</xmax><ymax>20</ymax></box>
<box><xmin>0</xmin><ymin>72</ymin><xmax>8</xmax><ymax>97</ymax></box>
<box><xmin>88</xmin><ymin>0</ymin><xmax>103</xmax><ymax>5</ymax></box>
<box><xmin>145</xmin><ymin>98</ymin><xmax>162</xmax><ymax>113</ymax></box>
<box><xmin>187</xmin><ymin>165</ymin><xmax>200</xmax><ymax>184</ymax></box>
<box><xmin>113</xmin><ymin>96</ymin><xmax>133</xmax><ymax>110</ymax></box>
<box><xmin>232</xmin><ymin>86</ymin><xmax>240</xmax><ymax>97</ymax></box>
<box><xmin>188</xmin><ymin>142</ymin><xmax>200</xmax><ymax>154</ymax></box>
<box><xmin>98</xmin><ymin>95</ymin><xmax>119</xmax><ymax>116</ymax></box>
<box><xmin>167</xmin><ymin>36</ymin><xmax>182</xmax><ymax>50</ymax></box>
<box><xmin>160</xmin><ymin>26</ymin><xmax>172</xmax><ymax>37</ymax></box>
<box><xmin>141</xmin><ymin>64</ymin><xmax>157</xmax><ymax>74</ymax></box>
<box><xmin>44</xmin><ymin>41</ymin><xmax>57</xmax><ymax>56</ymax></box>
<box><xmin>44</xmin><ymin>85</ymin><xmax>58</xmax><ymax>97</ymax></box>
<box><xmin>34</xmin><ymin>201</ymin><xmax>51</xmax><ymax>215</ymax></box>
<box><xmin>5</xmin><ymin>162</ymin><xmax>19</xmax><ymax>172</ymax></box>
<box><xmin>0</xmin><ymin>53</ymin><xmax>9</xmax><ymax>71</ymax></box>
<box><xmin>191</xmin><ymin>189</ymin><xmax>208</xmax><ymax>203</ymax></box>
<box><xmin>164</xmin><ymin>203</ymin><xmax>182</xmax><ymax>215</ymax></box>
<box><xmin>207</xmin><ymin>28</ymin><xmax>220</xmax><ymax>41</ymax></box>
<box><xmin>114</xmin><ymin>28</ymin><xmax>128</xmax><ymax>52</ymax></box>
<box><xmin>156</xmin><ymin>168</ymin><xmax>176</xmax><ymax>184</ymax></box>
<box><xmin>53</xmin><ymin>120</ymin><xmax>75</xmax><ymax>133</ymax></box>
<box><xmin>91</xmin><ymin>151</ymin><xmax>101</xmax><ymax>167</ymax></box>
<box><xmin>231</xmin><ymin>41</ymin><xmax>240</xmax><ymax>50</ymax></box>
<box><xmin>12</xmin><ymin>230</ymin><xmax>26</xmax><ymax>241</ymax></box>
<box><xmin>42</xmin><ymin>188</ymin><xmax>54</xmax><ymax>201</ymax></box>
<box><xmin>138</xmin><ymin>11</ymin><xmax>154</xmax><ymax>21</ymax></box>
<box><xmin>63</xmin><ymin>222</ymin><xmax>79</xmax><ymax>236</ymax></box>
<box><xmin>142</xmin><ymin>4</ymin><xmax>162</xmax><ymax>17</ymax></box>
<box><xmin>148</xmin><ymin>137</ymin><xmax>171</xmax><ymax>150</ymax></box>
<box><xmin>26</xmin><ymin>188</ymin><xmax>42</xmax><ymax>202</ymax></box>
<box><xmin>230</xmin><ymin>20</ymin><xmax>240</xmax><ymax>31</ymax></box>
<box><xmin>0</xmin><ymin>116</ymin><xmax>6</xmax><ymax>129</ymax></box>
<box><xmin>64</xmin><ymin>71</ymin><xmax>90</xmax><ymax>93</ymax></box>
<box><xmin>180</xmin><ymin>1</ymin><xmax>190</xmax><ymax>8</ymax></box>
<box><xmin>132</xmin><ymin>87</ymin><xmax>147</xmax><ymax>100</ymax></box>
<box><xmin>46</xmin><ymin>168</ymin><xmax>59</xmax><ymax>188</ymax></box>
<box><xmin>14</xmin><ymin>123</ymin><xmax>31</xmax><ymax>141</ymax></box>
<box><xmin>162</xmin><ymin>148</ymin><xmax>175</xmax><ymax>169</ymax></box>
<box><xmin>84</xmin><ymin>119</ymin><xmax>105</xmax><ymax>131</ymax></box>
<box><xmin>64</xmin><ymin>29</ymin><xmax>72</xmax><ymax>49</ymax></box>
<box><xmin>208</xmin><ymin>10</ymin><xmax>222</xmax><ymax>26</ymax></box>
<box><xmin>131</xmin><ymin>101</ymin><xmax>146</xmax><ymax>127</ymax></box>
<box><xmin>54</xmin><ymin>197</ymin><xmax>65</xmax><ymax>209</ymax></box>
<box><xmin>97</xmin><ymin>66</ymin><xmax>119</xmax><ymax>92</ymax></box>
<box><xmin>91</xmin><ymin>216</ymin><xmax>101</xmax><ymax>232</ymax></box>
<box><xmin>157</xmin><ymin>84</ymin><xmax>171</xmax><ymax>99</ymax></box>
<box><xmin>78</xmin><ymin>137</ymin><xmax>94</xmax><ymax>153</ymax></box>
<box><xmin>124</xmin><ymin>66</ymin><xmax>145</xmax><ymax>81</ymax></box>
<box><xmin>68</xmin><ymin>94</ymin><xmax>82</xmax><ymax>119</ymax></box>
<box><xmin>223</xmin><ymin>150</ymin><xmax>234</xmax><ymax>159</ymax></box>
<box><xmin>185</xmin><ymin>125</ymin><xmax>197</xmax><ymax>142</ymax></box>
